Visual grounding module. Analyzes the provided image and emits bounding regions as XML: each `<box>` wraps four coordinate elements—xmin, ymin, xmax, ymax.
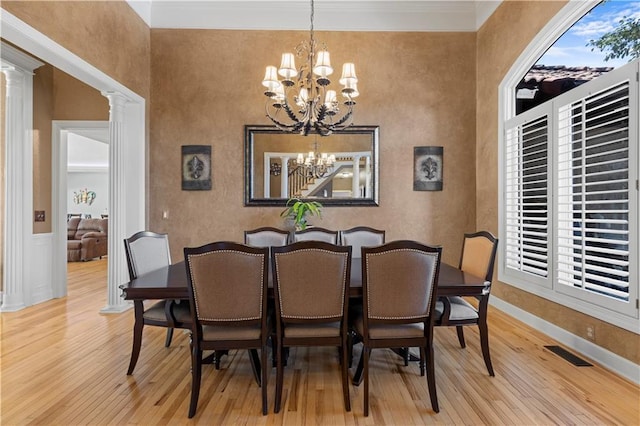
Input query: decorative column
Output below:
<box><xmin>1</xmin><ymin>43</ymin><xmax>44</xmax><ymax>311</ymax></box>
<box><xmin>100</xmin><ymin>91</ymin><xmax>130</xmax><ymax>313</ymax></box>
<box><xmin>280</xmin><ymin>156</ymin><xmax>290</xmax><ymax>198</ymax></box>
<box><xmin>365</xmin><ymin>155</ymin><xmax>371</xmax><ymax>198</ymax></box>
<box><xmin>351</xmin><ymin>155</ymin><xmax>361</xmax><ymax>198</ymax></box>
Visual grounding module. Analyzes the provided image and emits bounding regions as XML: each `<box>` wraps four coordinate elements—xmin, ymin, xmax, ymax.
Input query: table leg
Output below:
<box><xmin>126</xmin><ymin>300</ymin><xmax>145</xmax><ymax>375</ymax></box>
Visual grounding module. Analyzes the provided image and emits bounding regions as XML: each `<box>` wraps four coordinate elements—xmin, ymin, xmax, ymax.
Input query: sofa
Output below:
<box><xmin>67</xmin><ymin>217</ymin><xmax>108</xmax><ymax>262</ymax></box>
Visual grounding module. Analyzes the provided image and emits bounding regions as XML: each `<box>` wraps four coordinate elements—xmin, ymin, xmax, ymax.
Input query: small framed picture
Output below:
<box><xmin>413</xmin><ymin>146</ymin><xmax>443</xmax><ymax>191</ymax></box>
<box><xmin>182</xmin><ymin>145</ymin><xmax>212</xmax><ymax>190</ymax></box>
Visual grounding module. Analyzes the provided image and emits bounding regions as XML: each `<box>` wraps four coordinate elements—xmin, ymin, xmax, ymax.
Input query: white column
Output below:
<box><xmin>351</xmin><ymin>155</ymin><xmax>361</xmax><ymax>198</ymax></box>
<box><xmin>100</xmin><ymin>92</ymin><xmax>130</xmax><ymax>313</ymax></box>
<box><xmin>280</xmin><ymin>156</ymin><xmax>290</xmax><ymax>199</ymax></box>
<box><xmin>1</xmin><ymin>43</ymin><xmax>43</xmax><ymax>311</ymax></box>
<box><xmin>365</xmin><ymin>155</ymin><xmax>371</xmax><ymax>198</ymax></box>
<box><xmin>264</xmin><ymin>155</ymin><xmax>271</xmax><ymax>198</ymax></box>
<box><xmin>1</xmin><ymin>69</ymin><xmax>26</xmax><ymax>311</ymax></box>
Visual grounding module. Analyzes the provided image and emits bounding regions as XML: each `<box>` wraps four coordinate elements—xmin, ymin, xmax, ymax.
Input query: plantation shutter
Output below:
<box><xmin>504</xmin><ymin>109</ymin><xmax>550</xmax><ymax>281</ymax></box>
<box><xmin>556</xmin><ymin>80</ymin><xmax>631</xmax><ymax>301</ymax></box>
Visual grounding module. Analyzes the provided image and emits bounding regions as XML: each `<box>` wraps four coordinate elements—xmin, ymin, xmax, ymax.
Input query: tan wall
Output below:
<box><xmin>52</xmin><ymin>69</ymin><xmax>109</xmax><ymax>120</ymax></box>
<box><xmin>149</xmin><ymin>29</ymin><xmax>477</xmax><ymax>266</ymax></box>
<box><xmin>477</xmin><ymin>1</ymin><xmax>639</xmax><ymax>364</ymax></box>
<box><xmin>31</xmin><ymin>65</ymin><xmax>109</xmax><ymax>235</ymax></box>
<box><xmin>2</xmin><ymin>0</ymin><xmax>150</xmax><ymax>98</ymax></box>
<box><xmin>33</xmin><ymin>64</ymin><xmax>54</xmax><ymax>233</ymax></box>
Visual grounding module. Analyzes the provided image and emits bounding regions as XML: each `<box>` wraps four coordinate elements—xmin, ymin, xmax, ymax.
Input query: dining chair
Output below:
<box><xmin>123</xmin><ymin>231</ymin><xmax>191</xmax><ymax>375</ymax></box>
<box><xmin>340</xmin><ymin>226</ymin><xmax>385</xmax><ymax>365</ymax></box>
<box><xmin>244</xmin><ymin>227</ymin><xmax>290</xmax><ymax>247</ymax></box>
<box><xmin>271</xmin><ymin>241</ymin><xmax>352</xmax><ymax>413</ymax></box>
<box><xmin>184</xmin><ymin>241</ymin><xmax>270</xmax><ymax>417</ymax></box>
<box><xmin>292</xmin><ymin>227</ymin><xmax>339</xmax><ymax>243</ymax></box>
<box><xmin>352</xmin><ymin>240</ymin><xmax>442</xmax><ymax>416</ymax></box>
<box><xmin>434</xmin><ymin>230</ymin><xmax>498</xmax><ymax>376</ymax></box>
<box><xmin>340</xmin><ymin>226</ymin><xmax>385</xmax><ymax>257</ymax></box>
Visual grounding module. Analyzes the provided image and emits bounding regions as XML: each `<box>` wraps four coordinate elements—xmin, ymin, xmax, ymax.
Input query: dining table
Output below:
<box><xmin>120</xmin><ymin>257</ymin><xmax>490</xmax><ymax>374</ymax></box>
<box><xmin>120</xmin><ymin>257</ymin><xmax>490</xmax><ymax>301</ymax></box>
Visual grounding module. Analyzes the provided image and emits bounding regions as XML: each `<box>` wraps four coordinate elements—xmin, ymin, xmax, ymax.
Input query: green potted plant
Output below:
<box><xmin>280</xmin><ymin>197</ymin><xmax>323</xmax><ymax>231</ymax></box>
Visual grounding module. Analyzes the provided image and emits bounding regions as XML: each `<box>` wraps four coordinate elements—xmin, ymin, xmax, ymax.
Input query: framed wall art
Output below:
<box><xmin>413</xmin><ymin>146</ymin><xmax>443</xmax><ymax>191</ymax></box>
<box><xmin>182</xmin><ymin>145</ymin><xmax>212</xmax><ymax>190</ymax></box>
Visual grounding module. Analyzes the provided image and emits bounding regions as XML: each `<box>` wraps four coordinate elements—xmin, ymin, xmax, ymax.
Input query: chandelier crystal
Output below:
<box><xmin>261</xmin><ymin>0</ymin><xmax>359</xmax><ymax>136</ymax></box>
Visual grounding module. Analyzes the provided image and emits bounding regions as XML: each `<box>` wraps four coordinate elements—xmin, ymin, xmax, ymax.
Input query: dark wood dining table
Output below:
<box><xmin>119</xmin><ymin>257</ymin><xmax>489</xmax><ymax>374</ymax></box>
<box><xmin>120</xmin><ymin>257</ymin><xmax>490</xmax><ymax>301</ymax></box>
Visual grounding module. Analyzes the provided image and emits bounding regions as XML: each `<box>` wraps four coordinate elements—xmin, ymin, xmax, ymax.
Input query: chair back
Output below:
<box><xmin>184</xmin><ymin>242</ymin><xmax>268</xmax><ymax>327</ymax></box>
<box><xmin>272</xmin><ymin>241</ymin><xmax>351</xmax><ymax>322</ymax></box>
<box><xmin>293</xmin><ymin>227</ymin><xmax>339</xmax><ymax>244</ymax></box>
<box><xmin>459</xmin><ymin>231</ymin><xmax>498</xmax><ymax>283</ymax></box>
<box><xmin>244</xmin><ymin>227</ymin><xmax>290</xmax><ymax>247</ymax></box>
<box><xmin>340</xmin><ymin>226</ymin><xmax>385</xmax><ymax>258</ymax></box>
<box><xmin>124</xmin><ymin>231</ymin><xmax>172</xmax><ymax>280</ymax></box>
<box><xmin>362</xmin><ymin>240</ymin><xmax>441</xmax><ymax>323</ymax></box>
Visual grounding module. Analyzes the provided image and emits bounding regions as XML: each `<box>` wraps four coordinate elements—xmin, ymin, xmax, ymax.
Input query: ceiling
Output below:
<box><xmin>126</xmin><ymin>0</ymin><xmax>502</xmax><ymax>32</ymax></box>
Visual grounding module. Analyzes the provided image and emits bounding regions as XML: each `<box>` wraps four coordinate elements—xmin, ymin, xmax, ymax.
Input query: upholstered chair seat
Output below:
<box><xmin>435</xmin><ymin>296</ymin><xmax>479</xmax><ymax>321</ymax></box>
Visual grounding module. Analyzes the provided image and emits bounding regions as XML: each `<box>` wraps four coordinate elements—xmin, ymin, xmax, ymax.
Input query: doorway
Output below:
<box><xmin>55</xmin><ymin>122</ymin><xmax>109</xmax><ymax>297</ymax></box>
<box><xmin>2</xmin><ymin>11</ymin><xmax>146</xmax><ymax>312</ymax></box>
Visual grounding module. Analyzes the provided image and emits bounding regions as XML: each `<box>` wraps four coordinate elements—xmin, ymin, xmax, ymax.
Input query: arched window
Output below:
<box><xmin>498</xmin><ymin>1</ymin><xmax>639</xmax><ymax>329</ymax></box>
<box><xmin>516</xmin><ymin>1</ymin><xmax>638</xmax><ymax>114</ymax></box>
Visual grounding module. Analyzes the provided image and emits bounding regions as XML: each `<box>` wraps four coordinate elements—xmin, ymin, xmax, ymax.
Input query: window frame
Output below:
<box><xmin>498</xmin><ymin>60</ymin><xmax>640</xmax><ymax>333</ymax></box>
<box><xmin>498</xmin><ymin>1</ymin><xmax>639</xmax><ymax>333</ymax></box>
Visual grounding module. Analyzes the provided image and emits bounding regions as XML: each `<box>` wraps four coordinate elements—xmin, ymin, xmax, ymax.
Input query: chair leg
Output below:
<box><xmin>188</xmin><ymin>347</ymin><xmax>203</xmax><ymax>418</ymax></box>
<box><xmin>363</xmin><ymin>347</ymin><xmax>371</xmax><ymax>417</ymax></box>
<box><xmin>425</xmin><ymin>344</ymin><xmax>439</xmax><ymax>413</ymax></box>
<box><xmin>274</xmin><ymin>337</ymin><xmax>284</xmax><ymax>413</ymax></box>
<box><xmin>419</xmin><ymin>347</ymin><xmax>426</xmax><ymax>377</ymax></box>
<box><xmin>478</xmin><ymin>322</ymin><xmax>495</xmax><ymax>376</ymax></box>
<box><xmin>261</xmin><ymin>345</ymin><xmax>268</xmax><ymax>415</ymax></box>
<box><xmin>456</xmin><ymin>326</ymin><xmax>466</xmax><ymax>348</ymax></box>
<box><xmin>403</xmin><ymin>347</ymin><xmax>409</xmax><ymax>366</ymax></box>
<box><xmin>352</xmin><ymin>348</ymin><xmax>365</xmax><ymax>386</ymax></box>
<box><xmin>127</xmin><ymin>301</ymin><xmax>145</xmax><ymax>375</ymax></box>
<box><xmin>248</xmin><ymin>349</ymin><xmax>261</xmax><ymax>386</ymax></box>
<box><xmin>164</xmin><ymin>328</ymin><xmax>174</xmax><ymax>347</ymax></box>
<box><xmin>341</xmin><ymin>342</ymin><xmax>351</xmax><ymax>412</ymax></box>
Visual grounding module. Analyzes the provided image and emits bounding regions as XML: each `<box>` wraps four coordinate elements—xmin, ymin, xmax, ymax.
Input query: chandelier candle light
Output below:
<box><xmin>262</xmin><ymin>0</ymin><xmax>359</xmax><ymax>136</ymax></box>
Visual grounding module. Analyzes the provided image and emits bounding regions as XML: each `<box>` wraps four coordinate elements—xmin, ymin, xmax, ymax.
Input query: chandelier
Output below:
<box><xmin>269</xmin><ymin>139</ymin><xmax>336</xmax><ymax>179</ymax></box>
<box><xmin>261</xmin><ymin>0</ymin><xmax>359</xmax><ymax>137</ymax></box>
<box><xmin>295</xmin><ymin>145</ymin><xmax>336</xmax><ymax>178</ymax></box>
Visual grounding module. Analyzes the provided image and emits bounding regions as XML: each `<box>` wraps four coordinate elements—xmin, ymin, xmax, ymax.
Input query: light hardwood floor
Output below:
<box><xmin>1</xmin><ymin>258</ymin><xmax>638</xmax><ymax>425</ymax></box>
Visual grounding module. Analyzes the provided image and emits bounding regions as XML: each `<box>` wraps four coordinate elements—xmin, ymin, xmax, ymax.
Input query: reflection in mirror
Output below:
<box><xmin>245</xmin><ymin>125</ymin><xmax>379</xmax><ymax>206</ymax></box>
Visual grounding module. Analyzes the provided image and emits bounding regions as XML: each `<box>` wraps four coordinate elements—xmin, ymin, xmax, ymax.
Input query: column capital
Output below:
<box><xmin>0</xmin><ymin>41</ymin><xmax>44</xmax><ymax>73</ymax></box>
<box><xmin>101</xmin><ymin>91</ymin><xmax>128</xmax><ymax>122</ymax></box>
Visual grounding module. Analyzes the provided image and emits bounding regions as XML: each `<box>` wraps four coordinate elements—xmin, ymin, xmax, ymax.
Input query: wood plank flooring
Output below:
<box><xmin>1</xmin><ymin>258</ymin><xmax>638</xmax><ymax>425</ymax></box>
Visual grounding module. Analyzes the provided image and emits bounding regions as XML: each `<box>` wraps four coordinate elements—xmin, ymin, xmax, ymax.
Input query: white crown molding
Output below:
<box><xmin>127</xmin><ymin>0</ymin><xmax>502</xmax><ymax>32</ymax></box>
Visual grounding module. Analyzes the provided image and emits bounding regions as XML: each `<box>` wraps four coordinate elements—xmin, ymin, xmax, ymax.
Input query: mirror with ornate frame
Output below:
<box><xmin>244</xmin><ymin>125</ymin><xmax>379</xmax><ymax>206</ymax></box>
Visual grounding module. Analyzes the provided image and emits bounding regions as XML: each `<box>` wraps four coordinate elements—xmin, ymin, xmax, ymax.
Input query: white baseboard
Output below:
<box><xmin>490</xmin><ymin>296</ymin><xmax>640</xmax><ymax>385</ymax></box>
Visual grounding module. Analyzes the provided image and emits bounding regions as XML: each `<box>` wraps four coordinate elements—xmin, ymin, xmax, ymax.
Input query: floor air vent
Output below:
<box><xmin>544</xmin><ymin>345</ymin><xmax>593</xmax><ymax>367</ymax></box>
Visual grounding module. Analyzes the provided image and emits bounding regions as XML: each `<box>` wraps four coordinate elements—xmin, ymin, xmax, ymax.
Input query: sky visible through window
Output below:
<box><xmin>536</xmin><ymin>0</ymin><xmax>640</xmax><ymax>68</ymax></box>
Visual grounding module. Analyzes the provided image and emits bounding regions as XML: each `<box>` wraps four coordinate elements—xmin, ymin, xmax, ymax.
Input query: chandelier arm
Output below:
<box><xmin>282</xmin><ymin>101</ymin><xmax>301</xmax><ymax>123</ymax></box>
<box><xmin>265</xmin><ymin>114</ymin><xmax>303</xmax><ymax>132</ymax></box>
